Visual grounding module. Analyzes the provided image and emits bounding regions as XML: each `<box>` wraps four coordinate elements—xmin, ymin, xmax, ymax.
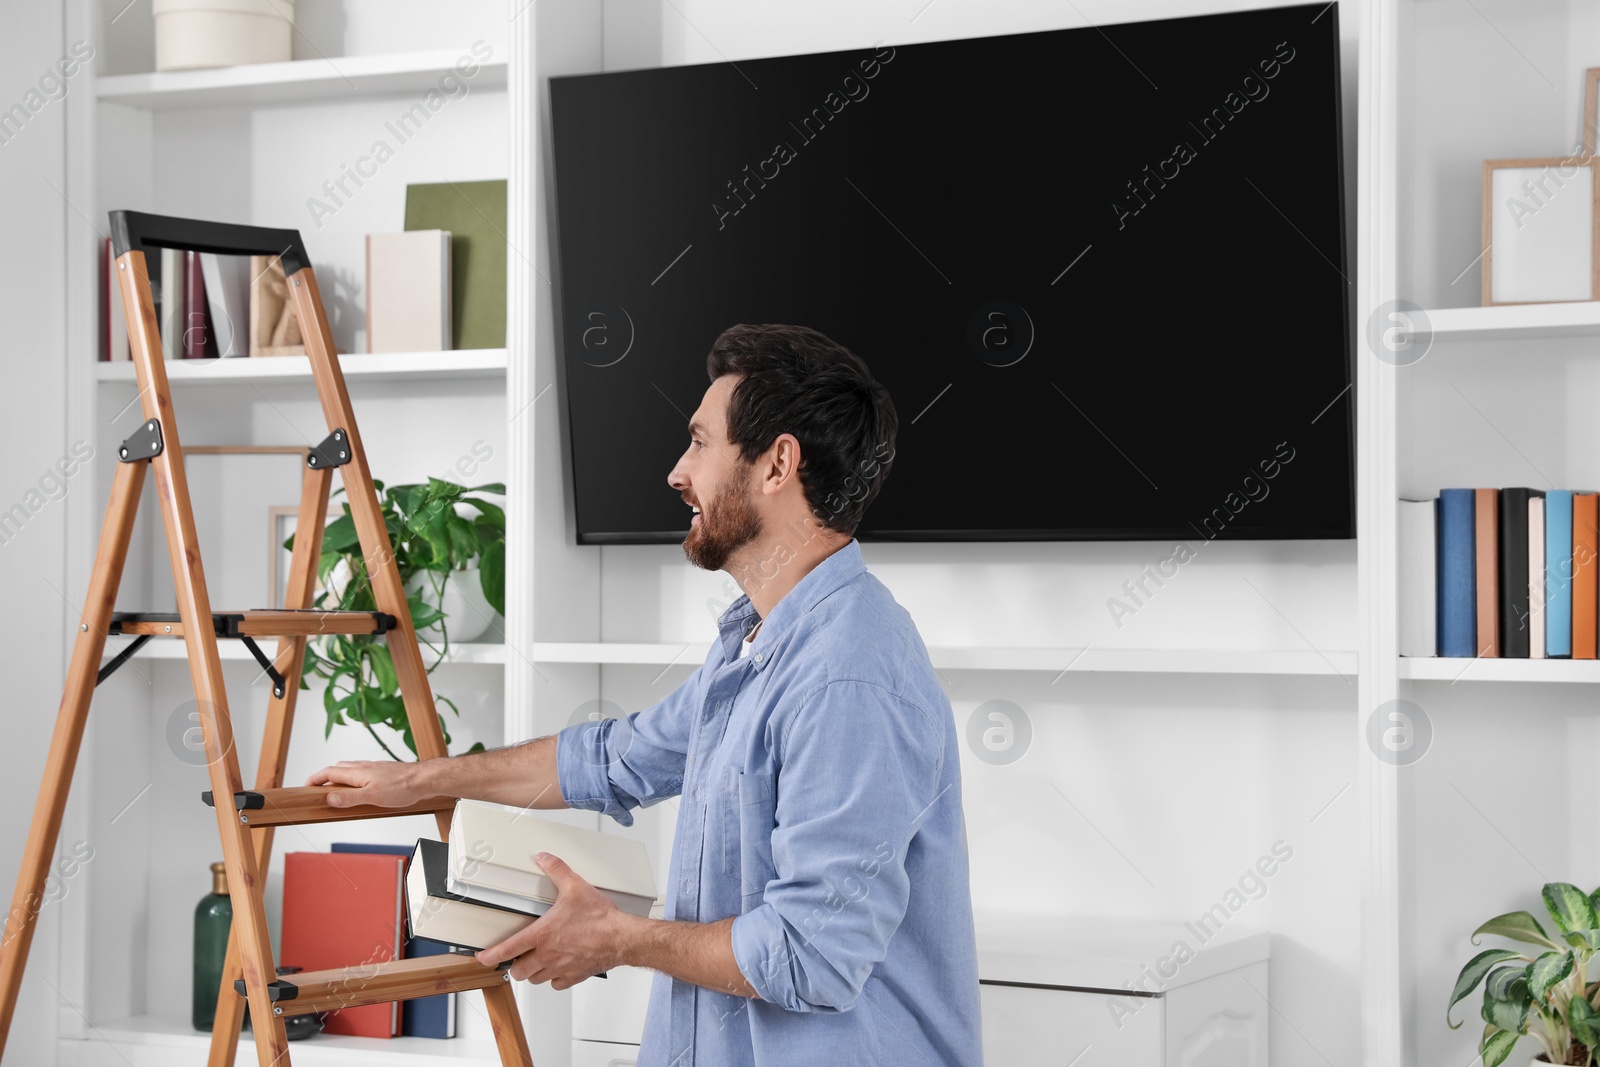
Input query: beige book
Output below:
<box><xmin>447</xmin><ymin>799</ymin><xmax>657</xmax><ymax>917</ymax></box>
<box><xmin>365</xmin><ymin>229</ymin><xmax>451</xmax><ymax>353</ymax></box>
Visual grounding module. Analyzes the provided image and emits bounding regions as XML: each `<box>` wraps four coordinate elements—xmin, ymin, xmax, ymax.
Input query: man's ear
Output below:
<box><xmin>760</xmin><ymin>433</ymin><xmax>802</xmax><ymax>497</ymax></box>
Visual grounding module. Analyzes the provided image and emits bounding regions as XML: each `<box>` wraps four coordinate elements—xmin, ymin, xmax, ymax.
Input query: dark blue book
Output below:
<box><xmin>331</xmin><ymin>842</ymin><xmax>456</xmax><ymax>1038</ymax></box>
<box><xmin>1436</xmin><ymin>489</ymin><xmax>1477</xmax><ymax>657</ymax></box>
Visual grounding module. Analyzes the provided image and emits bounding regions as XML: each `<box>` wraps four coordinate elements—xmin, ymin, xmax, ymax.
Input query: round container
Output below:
<box><xmin>152</xmin><ymin>0</ymin><xmax>295</xmax><ymax>72</ymax></box>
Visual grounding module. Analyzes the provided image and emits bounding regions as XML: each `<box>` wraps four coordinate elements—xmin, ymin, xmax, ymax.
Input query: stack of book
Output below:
<box><xmin>1400</xmin><ymin>488</ymin><xmax>1599</xmax><ymax>659</ymax></box>
<box><xmin>405</xmin><ymin>799</ymin><xmax>657</xmax><ymax>953</ymax></box>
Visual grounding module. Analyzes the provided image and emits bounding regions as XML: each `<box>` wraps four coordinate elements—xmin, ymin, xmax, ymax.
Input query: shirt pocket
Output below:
<box><xmin>721</xmin><ymin>765</ymin><xmax>777</xmax><ymax>910</ymax></box>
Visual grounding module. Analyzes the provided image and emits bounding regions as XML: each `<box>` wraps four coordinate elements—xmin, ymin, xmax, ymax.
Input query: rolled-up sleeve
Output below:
<box><xmin>555</xmin><ymin>664</ymin><xmax>706</xmax><ymax>826</ymax></box>
<box><xmin>730</xmin><ymin>679</ymin><xmax>941</xmax><ymax>1012</ymax></box>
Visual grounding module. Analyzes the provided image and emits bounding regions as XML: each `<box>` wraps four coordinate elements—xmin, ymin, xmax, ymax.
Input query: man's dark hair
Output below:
<box><xmin>707</xmin><ymin>323</ymin><xmax>898</xmax><ymax>537</ymax></box>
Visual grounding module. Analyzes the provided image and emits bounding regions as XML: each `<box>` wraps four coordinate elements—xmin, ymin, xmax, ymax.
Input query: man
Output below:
<box><xmin>306</xmin><ymin>323</ymin><xmax>982</xmax><ymax>1065</ymax></box>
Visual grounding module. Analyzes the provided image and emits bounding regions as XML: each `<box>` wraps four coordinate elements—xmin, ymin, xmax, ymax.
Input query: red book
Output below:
<box><xmin>182</xmin><ymin>251</ymin><xmax>216</xmax><ymax>358</ymax></box>
<box><xmin>280</xmin><ymin>851</ymin><xmax>406</xmax><ymax>1038</ymax></box>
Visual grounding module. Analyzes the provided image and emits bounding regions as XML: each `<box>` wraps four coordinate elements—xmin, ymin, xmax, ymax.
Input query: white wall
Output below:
<box><xmin>589</xmin><ymin>4</ymin><xmax>1364</xmax><ymax>1067</ymax></box>
<box><xmin>0</xmin><ymin>1</ymin><xmax>72</xmax><ymax>1061</ymax></box>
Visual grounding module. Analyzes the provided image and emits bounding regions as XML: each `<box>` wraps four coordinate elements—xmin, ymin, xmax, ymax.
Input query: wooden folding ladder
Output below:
<box><xmin>0</xmin><ymin>211</ymin><xmax>533</xmax><ymax>1066</ymax></box>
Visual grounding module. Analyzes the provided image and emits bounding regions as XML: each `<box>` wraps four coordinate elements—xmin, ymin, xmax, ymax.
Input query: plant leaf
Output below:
<box><xmin>1451</xmin><ymin>949</ymin><xmax>1524</xmax><ymax>1028</ymax></box>
<box><xmin>1566</xmin><ymin>930</ymin><xmax>1600</xmax><ymax>951</ymax></box>
<box><xmin>1479</xmin><ymin>1027</ymin><xmax>1519</xmax><ymax>1067</ymax></box>
<box><xmin>1481</xmin><ymin>985</ymin><xmax>1529</xmax><ymax>1034</ymax></box>
<box><xmin>1473</xmin><ymin>911</ymin><xmax>1564</xmax><ymax>951</ymax></box>
<box><xmin>480</xmin><ymin>540</ymin><xmax>505</xmax><ymax>615</ymax></box>
<box><xmin>460</xmin><ymin>496</ymin><xmax>505</xmax><ymax>527</ymax></box>
<box><xmin>1485</xmin><ymin>965</ymin><xmax>1529</xmax><ymax>1003</ymax></box>
<box><xmin>1527</xmin><ymin>950</ymin><xmax>1573</xmax><ymax>1003</ymax></box>
<box><xmin>465</xmin><ymin>482</ymin><xmax>505</xmax><ymax>495</ymax></box>
<box><xmin>320</xmin><ymin>513</ymin><xmax>359</xmax><ymax>553</ymax></box>
<box><xmin>1573</xmin><ymin>994</ymin><xmax>1600</xmax><ymax>1049</ymax></box>
<box><xmin>1545</xmin><ymin>883</ymin><xmax>1600</xmax><ymax>937</ymax></box>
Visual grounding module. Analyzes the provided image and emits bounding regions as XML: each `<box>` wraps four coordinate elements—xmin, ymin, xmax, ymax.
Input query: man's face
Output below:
<box><xmin>668</xmin><ymin>375</ymin><xmax>763</xmax><ymax>572</ymax></box>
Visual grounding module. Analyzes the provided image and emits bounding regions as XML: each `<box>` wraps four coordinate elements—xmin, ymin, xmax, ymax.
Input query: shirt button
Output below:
<box><xmin>754</xmin><ymin>653</ymin><xmax>763</xmax><ymax>663</ymax></box>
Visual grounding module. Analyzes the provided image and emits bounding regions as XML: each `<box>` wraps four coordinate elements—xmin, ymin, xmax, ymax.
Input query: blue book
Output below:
<box><xmin>1436</xmin><ymin>490</ymin><xmax>1477</xmax><ymax>657</ymax></box>
<box><xmin>1547</xmin><ymin>490</ymin><xmax>1575</xmax><ymax>658</ymax></box>
<box><xmin>331</xmin><ymin>842</ymin><xmax>456</xmax><ymax>1038</ymax></box>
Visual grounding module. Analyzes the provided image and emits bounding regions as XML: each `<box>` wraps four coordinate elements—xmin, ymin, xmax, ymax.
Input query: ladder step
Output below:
<box><xmin>235</xmin><ymin>955</ymin><xmax>510</xmax><ymax>1017</ymax></box>
<box><xmin>201</xmin><ymin>786</ymin><xmax>454</xmax><ymax>827</ymax></box>
<box><xmin>110</xmin><ymin>609</ymin><xmax>397</xmax><ymax>638</ymax></box>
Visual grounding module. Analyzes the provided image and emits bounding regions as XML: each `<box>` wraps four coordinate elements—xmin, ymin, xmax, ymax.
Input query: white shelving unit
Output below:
<box><xmin>93</xmin><ymin>349</ymin><xmax>507</xmax><ymax>385</ymax></box>
<box><xmin>1362</xmin><ymin>4</ymin><xmax>1600</xmax><ymax>1066</ymax></box>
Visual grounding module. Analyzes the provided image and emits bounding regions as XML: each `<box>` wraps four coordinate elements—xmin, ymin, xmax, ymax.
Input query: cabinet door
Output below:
<box><xmin>1163</xmin><ymin>961</ymin><xmax>1269</xmax><ymax>1067</ymax></box>
<box><xmin>573</xmin><ymin>965</ymin><xmax>655</xmax><ymax>1043</ymax></box>
<box><xmin>572</xmin><ymin>1039</ymin><xmax>642</xmax><ymax>1067</ymax></box>
<box><xmin>979</xmin><ymin>982</ymin><xmax>1163</xmax><ymax>1066</ymax></box>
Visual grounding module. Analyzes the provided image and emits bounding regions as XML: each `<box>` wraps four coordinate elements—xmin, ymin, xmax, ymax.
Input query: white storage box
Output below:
<box><xmin>152</xmin><ymin>0</ymin><xmax>294</xmax><ymax>72</ymax></box>
<box><xmin>976</xmin><ymin>912</ymin><xmax>1271</xmax><ymax>1067</ymax></box>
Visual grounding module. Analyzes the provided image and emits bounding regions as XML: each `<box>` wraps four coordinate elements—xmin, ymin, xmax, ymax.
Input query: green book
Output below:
<box><xmin>403</xmin><ymin>179</ymin><xmax>507</xmax><ymax>350</ymax></box>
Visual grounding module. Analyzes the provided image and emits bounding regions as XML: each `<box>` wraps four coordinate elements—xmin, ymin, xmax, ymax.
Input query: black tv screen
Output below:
<box><xmin>550</xmin><ymin>3</ymin><xmax>1352</xmax><ymax>543</ymax></box>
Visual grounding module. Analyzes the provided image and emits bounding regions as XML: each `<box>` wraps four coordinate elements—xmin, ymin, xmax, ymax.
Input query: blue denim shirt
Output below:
<box><xmin>556</xmin><ymin>539</ymin><xmax>982</xmax><ymax>1066</ymax></box>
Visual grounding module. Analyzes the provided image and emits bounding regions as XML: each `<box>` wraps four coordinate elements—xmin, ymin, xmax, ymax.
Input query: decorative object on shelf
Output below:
<box><xmin>152</xmin><ymin>0</ymin><xmax>295</xmax><ymax>73</ymax></box>
<box><xmin>365</xmin><ymin>229</ymin><xmax>452</xmax><ymax>353</ymax></box>
<box><xmin>1447</xmin><ymin>882</ymin><xmax>1600</xmax><ymax>1066</ymax></box>
<box><xmin>1482</xmin><ymin>157</ymin><xmax>1600</xmax><ymax>306</ymax></box>
<box><xmin>290</xmin><ymin>476</ymin><xmax>505</xmax><ymax>758</ymax></box>
<box><xmin>191</xmin><ymin>861</ymin><xmax>231</xmax><ymax>1032</ymax></box>
<box><xmin>404</xmin><ymin>179</ymin><xmax>508</xmax><ymax>350</ymax></box>
<box><xmin>248</xmin><ymin>254</ymin><xmax>304</xmax><ymax>356</ymax></box>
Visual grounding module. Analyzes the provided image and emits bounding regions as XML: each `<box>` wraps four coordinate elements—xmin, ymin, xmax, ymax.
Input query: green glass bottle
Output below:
<box><xmin>192</xmin><ymin>861</ymin><xmax>232</xmax><ymax>1032</ymax></box>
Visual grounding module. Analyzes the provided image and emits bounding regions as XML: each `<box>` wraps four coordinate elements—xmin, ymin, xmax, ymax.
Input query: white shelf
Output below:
<box><xmin>102</xmin><ymin>638</ymin><xmax>506</xmax><ymax>665</ymax></box>
<box><xmin>1422</xmin><ymin>302</ymin><xmax>1600</xmax><ymax>342</ymax></box>
<box><xmin>531</xmin><ymin>642</ymin><xmax>1357</xmax><ymax>676</ymax></box>
<box><xmin>96</xmin><ymin>49</ymin><xmax>509</xmax><ymax>111</ymax></box>
<box><xmin>1399</xmin><ymin>655</ymin><xmax>1600</xmax><ymax>683</ymax></box>
<box><xmin>94</xmin><ymin>349</ymin><xmax>507</xmax><ymax>386</ymax></box>
<box><xmin>62</xmin><ymin>1014</ymin><xmax>500</xmax><ymax>1066</ymax></box>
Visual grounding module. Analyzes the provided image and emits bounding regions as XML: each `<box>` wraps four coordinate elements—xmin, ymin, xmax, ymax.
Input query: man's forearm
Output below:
<box><xmin>614</xmin><ymin>914</ymin><xmax>758</xmax><ymax>1000</ymax></box>
<box><xmin>410</xmin><ymin>735</ymin><xmax>567</xmax><ymax>809</ymax></box>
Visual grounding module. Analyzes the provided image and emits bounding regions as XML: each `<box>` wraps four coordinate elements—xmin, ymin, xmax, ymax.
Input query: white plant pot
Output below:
<box><xmin>152</xmin><ymin>0</ymin><xmax>295</xmax><ymax>72</ymax></box>
<box><xmin>406</xmin><ymin>566</ymin><xmax>496</xmax><ymax>644</ymax></box>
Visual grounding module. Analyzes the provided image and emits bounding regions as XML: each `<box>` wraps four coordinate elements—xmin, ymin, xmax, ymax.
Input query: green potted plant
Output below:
<box><xmin>284</xmin><ymin>476</ymin><xmax>505</xmax><ymax>759</ymax></box>
<box><xmin>1449</xmin><ymin>883</ymin><xmax>1600</xmax><ymax>1066</ymax></box>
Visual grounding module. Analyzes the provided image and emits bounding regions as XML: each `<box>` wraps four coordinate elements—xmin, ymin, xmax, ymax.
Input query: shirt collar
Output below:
<box><xmin>716</xmin><ymin>538</ymin><xmax>866</xmax><ymax>670</ymax></box>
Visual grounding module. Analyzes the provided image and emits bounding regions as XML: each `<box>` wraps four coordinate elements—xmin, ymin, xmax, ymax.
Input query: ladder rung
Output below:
<box><xmin>109</xmin><ymin>609</ymin><xmax>396</xmax><ymax>638</ymax></box>
<box><xmin>202</xmin><ymin>785</ymin><xmax>455</xmax><ymax>827</ymax></box>
<box><xmin>236</xmin><ymin>955</ymin><xmax>510</xmax><ymax>1017</ymax></box>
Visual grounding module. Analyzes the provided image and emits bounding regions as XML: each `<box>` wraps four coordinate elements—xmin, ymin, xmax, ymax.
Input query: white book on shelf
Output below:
<box><xmin>365</xmin><ymin>229</ymin><xmax>451</xmax><ymax>353</ymax></box>
<box><xmin>1398</xmin><ymin>498</ymin><xmax>1437</xmax><ymax>657</ymax></box>
<box><xmin>1530</xmin><ymin>495</ymin><xmax>1546</xmax><ymax>658</ymax></box>
<box><xmin>198</xmin><ymin>252</ymin><xmax>252</xmax><ymax>357</ymax></box>
<box><xmin>159</xmin><ymin>247</ymin><xmax>184</xmax><ymax>360</ymax></box>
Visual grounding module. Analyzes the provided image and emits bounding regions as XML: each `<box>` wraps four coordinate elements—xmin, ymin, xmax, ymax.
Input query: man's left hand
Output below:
<box><xmin>475</xmin><ymin>852</ymin><xmax>630</xmax><ymax>990</ymax></box>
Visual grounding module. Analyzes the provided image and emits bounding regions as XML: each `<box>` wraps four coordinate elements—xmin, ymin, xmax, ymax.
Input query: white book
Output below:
<box><xmin>1530</xmin><ymin>495</ymin><xmax>1546</xmax><ymax>658</ymax></box>
<box><xmin>1398</xmin><ymin>499</ymin><xmax>1437</xmax><ymax>657</ymax></box>
<box><xmin>198</xmin><ymin>252</ymin><xmax>252</xmax><ymax>357</ymax></box>
<box><xmin>159</xmin><ymin>247</ymin><xmax>184</xmax><ymax>360</ymax></box>
<box><xmin>105</xmin><ymin>240</ymin><xmax>129</xmax><ymax>361</ymax></box>
<box><xmin>448</xmin><ymin>799</ymin><xmax>657</xmax><ymax>917</ymax></box>
<box><xmin>365</xmin><ymin>229</ymin><xmax>451</xmax><ymax>353</ymax></box>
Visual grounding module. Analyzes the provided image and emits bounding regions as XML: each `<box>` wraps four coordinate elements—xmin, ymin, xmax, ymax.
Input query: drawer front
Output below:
<box><xmin>572</xmin><ymin>1039</ymin><xmax>642</xmax><ymax>1067</ymax></box>
<box><xmin>1164</xmin><ymin>960</ymin><xmax>1269</xmax><ymax>1067</ymax></box>
<box><xmin>979</xmin><ymin>982</ymin><xmax>1163</xmax><ymax>1066</ymax></box>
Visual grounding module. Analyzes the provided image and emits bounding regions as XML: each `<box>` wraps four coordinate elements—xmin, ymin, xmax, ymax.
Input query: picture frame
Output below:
<box><xmin>1584</xmin><ymin>67</ymin><xmax>1600</xmax><ymax>155</ymax></box>
<box><xmin>1481</xmin><ymin>156</ymin><xmax>1600</xmax><ymax>306</ymax></box>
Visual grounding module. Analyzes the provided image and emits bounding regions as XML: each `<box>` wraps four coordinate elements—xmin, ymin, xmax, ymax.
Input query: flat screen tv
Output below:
<box><xmin>550</xmin><ymin>3</ymin><xmax>1352</xmax><ymax>543</ymax></box>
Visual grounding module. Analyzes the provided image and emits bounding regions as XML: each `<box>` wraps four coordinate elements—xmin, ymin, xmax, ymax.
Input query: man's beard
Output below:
<box><xmin>683</xmin><ymin>471</ymin><xmax>762</xmax><ymax>572</ymax></box>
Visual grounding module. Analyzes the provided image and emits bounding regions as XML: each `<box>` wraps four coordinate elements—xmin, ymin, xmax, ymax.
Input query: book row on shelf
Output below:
<box><xmin>1399</xmin><ymin>488</ymin><xmax>1600</xmax><ymax>661</ymax></box>
<box><xmin>97</xmin><ymin>180</ymin><xmax>508</xmax><ymax>364</ymax></box>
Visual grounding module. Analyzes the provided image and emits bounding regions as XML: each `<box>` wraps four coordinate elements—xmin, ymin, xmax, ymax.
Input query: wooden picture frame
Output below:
<box><xmin>1481</xmin><ymin>156</ymin><xmax>1600</xmax><ymax>306</ymax></box>
<box><xmin>248</xmin><ymin>254</ymin><xmax>305</xmax><ymax>356</ymax></box>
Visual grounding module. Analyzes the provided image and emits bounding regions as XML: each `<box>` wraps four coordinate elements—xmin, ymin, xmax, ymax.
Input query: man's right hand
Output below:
<box><xmin>305</xmin><ymin>759</ymin><xmax>435</xmax><ymax>808</ymax></box>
